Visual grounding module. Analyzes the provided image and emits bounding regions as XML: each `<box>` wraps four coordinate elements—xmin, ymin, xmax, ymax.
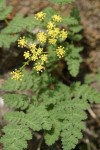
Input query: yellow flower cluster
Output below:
<box><xmin>49</xmin><ymin>38</ymin><xmax>57</xmax><ymax>45</ymax></box>
<box><xmin>11</xmin><ymin>11</ymin><xmax>68</xmax><ymax>80</ymax></box>
<box><xmin>23</xmin><ymin>51</ymin><xmax>30</xmax><ymax>59</ymax></box>
<box><xmin>23</xmin><ymin>43</ymin><xmax>48</xmax><ymax>72</ymax></box>
<box><xmin>18</xmin><ymin>36</ymin><xmax>27</xmax><ymax>48</ymax></box>
<box><xmin>34</xmin><ymin>12</ymin><xmax>68</xmax><ymax>45</ymax></box>
<box><xmin>11</xmin><ymin>69</ymin><xmax>23</xmax><ymax>81</ymax></box>
<box><xmin>47</xmin><ymin>21</ymin><xmax>55</xmax><ymax>29</ymax></box>
<box><xmin>56</xmin><ymin>46</ymin><xmax>65</xmax><ymax>58</ymax></box>
<box><xmin>34</xmin><ymin>62</ymin><xmax>45</xmax><ymax>73</ymax></box>
<box><xmin>52</xmin><ymin>14</ymin><xmax>62</xmax><ymax>22</ymax></box>
<box><xmin>59</xmin><ymin>29</ymin><xmax>68</xmax><ymax>40</ymax></box>
<box><xmin>37</xmin><ymin>32</ymin><xmax>47</xmax><ymax>44</ymax></box>
<box><xmin>34</xmin><ymin>12</ymin><xmax>46</xmax><ymax>21</ymax></box>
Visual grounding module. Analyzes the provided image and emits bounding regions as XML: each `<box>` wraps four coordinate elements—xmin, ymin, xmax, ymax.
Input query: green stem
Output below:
<box><xmin>20</xmin><ymin>59</ymin><xmax>31</xmax><ymax>71</ymax></box>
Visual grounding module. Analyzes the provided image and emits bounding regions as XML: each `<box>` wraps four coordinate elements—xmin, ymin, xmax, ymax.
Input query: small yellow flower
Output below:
<box><xmin>23</xmin><ymin>51</ymin><xmax>30</xmax><ymax>59</ymax></box>
<box><xmin>18</xmin><ymin>36</ymin><xmax>27</xmax><ymax>48</ymax></box>
<box><xmin>11</xmin><ymin>69</ymin><xmax>23</xmax><ymax>81</ymax></box>
<box><xmin>30</xmin><ymin>44</ymin><xmax>37</xmax><ymax>53</ymax></box>
<box><xmin>30</xmin><ymin>43</ymin><xmax>36</xmax><ymax>50</ymax></box>
<box><xmin>31</xmin><ymin>53</ymin><xmax>38</xmax><ymax>61</ymax></box>
<box><xmin>53</xmin><ymin>27</ymin><xmax>60</xmax><ymax>37</ymax></box>
<box><xmin>35</xmin><ymin>12</ymin><xmax>46</xmax><ymax>21</ymax></box>
<box><xmin>52</xmin><ymin>14</ymin><xmax>62</xmax><ymax>22</ymax></box>
<box><xmin>40</xmin><ymin>54</ymin><xmax>48</xmax><ymax>62</ymax></box>
<box><xmin>34</xmin><ymin>62</ymin><xmax>45</xmax><ymax>73</ymax></box>
<box><xmin>47</xmin><ymin>21</ymin><xmax>55</xmax><ymax>29</ymax></box>
<box><xmin>37</xmin><ymin>47</ymin><xmax>43</xmax><ymax>55</ymax></box>
<box><xmin>56</xmin><ymin>46</ymin><xmax>65</xmax><ymax>58</ymax></box>
<box><xmin>37</xmin><ymin>31</ymin><xmax>47</xmax><ymax>44</ymax></box>
<box><xmin>47</xmin><ymin>29</ymin><xmax>54</xmax><ymax>37</ymax></box>
<box><xmin>47</xmin><ymin>27</ymin><xmax>60</xmax><ymax>38</ymax></box>
<box><xmin>49</xmin><ymin>38</ymin><xmax>57</xmax><ymax>45</ymax></box>
<box><xmin>59</xmin><ymin>29</ymin><xmax>68</xmax><ymax>40</ymax></box>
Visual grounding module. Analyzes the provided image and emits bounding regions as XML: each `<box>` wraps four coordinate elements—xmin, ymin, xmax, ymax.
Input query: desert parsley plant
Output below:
<box><xmin>0</xmin><ymin>0</ymin><xmax>100</xmax><ymax>150</ymax></box>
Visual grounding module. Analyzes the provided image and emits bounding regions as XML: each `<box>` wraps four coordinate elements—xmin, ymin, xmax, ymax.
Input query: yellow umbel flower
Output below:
<box><xmin>40</xmin><ymin>54</ymin><xmax>48</xmax><ymax>63</ymax></box>
<box><xmin>52</xmin><ymin>14</ymin><xmax>62</xmax><ymax>22</ymax></box>
<box><xmin>18</xmin><ymin>36</ymin><xmax>27</xmax><ymax>48</ymax></box>
<box><xmin>47</xmin><ymin>27</ymin><xmax>60</xmax><ymax>38</ymax></box>
<box><xmin>47</xmin><ymin>29</ymin><xmax>54</xmax><ymax>37</ymax></box>
<box><xmin>37</xmin><ymin>47</ymin><xmax>43</xmax><ymax>55</ymax></box>
<box><xmin>53</xmin><ymin>27</ymin><xmax>60</xmax><ymax>37</ymax></box>
<box><xmin>47</xmin><ymin>21</ymin><xmax>55</xmax><ymax>29</ymax></box>
<box><xmin>31</xmin><ymin>52</ymin><xmax>38</xmax><ymax>61</ymax></box>
<box><xmin>49</xmin><ymin>38</ymin><xmax>57</xmax><ymax>45</ymax></box>
<box><xmin>59</xmin><ymin>29</ymin><xmax>68</xmax><ymax>40</ymax></box>
<box><xmin>34</xmin><ymin>62</ymin><xmax>45</xmax><ymax>73</ymax></box>
<box><xmin>35</xmin><ymin>12</ymin><xmax>46</xmax><ymax>21</ymax></box>
<box><xmin>56</xmin><ymin>46</ymin><xmax>65</xmax><ymax>58</ymax></box>
<box><xmin>11</xmin><ymin>69</ymin><xmax>23</xmax><ymax>81</ymax></box>
<box><xmin>30</xmin><ymin>43</ymin><xmax>36</xmax><ymax>53</ymax></box>
<box><xmin>23</xmin><ymin>51</ymin><xmax>30</xmax><ymax>59</ymax></box>
<box><xmin>37</xmin><ymin>32</ymin><xmax>47</xmax><ymax>44</ymax></box>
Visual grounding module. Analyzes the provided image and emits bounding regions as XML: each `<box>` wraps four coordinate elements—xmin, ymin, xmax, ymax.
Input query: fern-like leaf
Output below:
<box><xmin>67</xmin><ymin>58</ymin><xmax>82</xmax><ymax>77</ymax></box>
<box><xmin>44</xmin><ymin>121</ymin><xmax>61</xmax><ymax>145</ymax></box>
<box><xmin>49</xmin><ymin>0</ymin><xmax>75</xmax><ymax>5</ymax></box>
<box><xmin>0</xmin><ymin>34</ymin><xmax>19</xmax><ymax>48</ymax></box>
<box><xmin>2</xmin><ymin>70</ymin><xmax>33</xmax><ymax>91</ymax></box>
<box><xmin>0</xmin><ymin>124</ymin><xmax>32</xmax><ymax>150</ymax></box>
<box><xmin>3</xmin><ymin>94</ymin><xmax>29</xmax><ymax>110</ymax></box>
<box><xmin>2</xmin><ymin>14</ymin><xmax>25</xmax><ymax>33</ymax></box>
<box><xmin>62</xmin><ymin>16</ymin><xmax>78</xmax><ymax>25</ymax></box>
<box><xmin>0</xmin><ymin>6</ymin><xmax>12</xmax><ymax>20</ymax></box>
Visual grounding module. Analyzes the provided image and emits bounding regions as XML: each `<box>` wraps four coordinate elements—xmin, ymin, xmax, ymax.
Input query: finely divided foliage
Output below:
<box><xmin>1</xmin><ymin>71</ymin><xmax>100</xmax><ymax>150</ymax></box>
<box><xmin>0</xmin><ymin>0</ymin><xmax>100</xmax><ymax>150</ymax></box>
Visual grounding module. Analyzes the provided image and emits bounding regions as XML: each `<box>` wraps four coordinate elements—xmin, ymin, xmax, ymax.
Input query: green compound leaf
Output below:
<box><xmin>2</xmin><ymin>14</ymin><xmax>25</xmax><ymax>33</ymax></box>
<box><xmin>65</xmin><ymin>45</ymin><xmax>83</xmax><ymax>77</ymax></box>
<box><xmin>27</xmin><ymin>105</ymin><xmax>52</xmax><ymax>130</ymax></box>
<box><xmin>0</xmin><ymin>6</ymin><xmax>13</xmax><ymax>20</ymax></box>
<box><xmin>43</xmin><ymin>7</ymin><xmax>56</xmax><ymax>23</ymax></box>
<box><xmin>4</xmin><ymin>111</ymin><xmax>26</xmax><ymax>124</ymax></box>
<box><xmin>2</xmin><ymin>69</ymin><xmax>33</xmax><ymax>91</ymax></box>
<box><xmin>1</xmin><ymin>82</ymin><xmax>100</xmax><ymax>150</ymax></box>
<box><xmin>49</xmin><ymin>0</ymin><xmax>75</xmax><ymax>5</ymax></box>
<box><xmin>3</xmin><ymin>94</ymin><xmax>30</xmax><ymax>110</ymax></box>
<box><xmin>0</xmin><ymin>0</ymin><xmax>6</xmax><ymax>10</ymax></box>
<box><xmin>67</xmin><ymin>58</ymin><xmax>82</xmax><ymax>77</ymax></box>
<box><xmin>73</xmin><ymin>82</ymin><xmax>100</xmax><ymax>104</ymax></box>
<box><xmin>0</xmin><ymin>34</ymin><xmax>19</xmax><ymax>48</ymax></box>
<box><xmin>62</xmin><ymin>16</ymin><xmax>78</xmax><ymax>25</ymax></box>
<box><xmin>70</xmin><ymin>25</ymin><xmax>82</xmax><ymax>33</ymax></box>
<box><xmin>0</xmin><ymin>124</ymin><xmax>32</xmax><ymax>150</ymax></box>
<box><xmin>44</xmin><ymin>121</ymin><xmax>61</xmax><ymax>145</ymax></box>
